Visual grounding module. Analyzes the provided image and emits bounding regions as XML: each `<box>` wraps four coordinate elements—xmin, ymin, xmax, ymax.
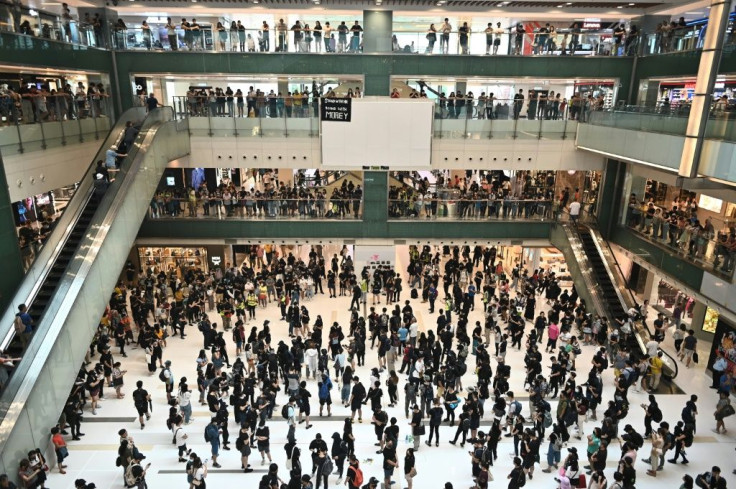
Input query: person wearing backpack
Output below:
<box><xmin>204</xmin><ymin>417</ymin><xmax>221</xmax><ymax>468</ymax></box>
<box><xmin>541</xmin><ymin>430</ymin><xmax>562</xmax><ymax>473</ymax></box>
<box><xmin>159</xmin><ymin>360</ymin><xmax>174</xmax><ymax>403</ymax></box>
<box><xmin>345</xmin><ymin>455</ymin><xmax>364</xmax><ymax>489</ymax></box>
<box><xmin>14</xmin><ymin>303</ymin><xmax>33</xmax><ymax>350</ymax></box>
<box><xmin>285</xmin><ymin>396</ymin><xmax>298</xmax><ymax>443</ymax></box>
<box><xmin>642</xmin><ymin>394</ymin><xmax>662</xmax><ymax>437</ymax></box>
<box><xmin>507</xmin><ymin>456</ymin><xmax>526</xmax><ymax>488</ymax></box>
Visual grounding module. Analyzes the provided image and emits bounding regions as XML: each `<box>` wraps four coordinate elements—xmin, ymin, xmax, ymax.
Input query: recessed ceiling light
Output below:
<box><xmin>617</xmin><ymin>5</ymin><xmax>623</xmax><ymax>7</ymax></box>
<box><xmin>557</xmin><ymin>4</ymin><xmax>563</xmax><ymax>7</ymax></box>
<box><xmin>566</xmin><ymin>2</ymin><xmax>572</xmax><ymax>4</ymax></box>
<box><xmin>628</xmin><ymin>2</ymin><xmax>635</xmax><ymax>4</ymax></box>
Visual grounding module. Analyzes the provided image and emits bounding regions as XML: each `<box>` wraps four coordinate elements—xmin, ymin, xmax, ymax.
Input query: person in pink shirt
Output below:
<box><xmin>546</xmin><ymin>322</ymin><xmax>560</xmax><ymax>353</ymax></box>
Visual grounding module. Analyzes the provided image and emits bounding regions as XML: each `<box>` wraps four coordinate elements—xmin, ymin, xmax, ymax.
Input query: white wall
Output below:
<box><xmin>4</xmin><ymin>141</ymin><xmax>100</xmax><ymax>202</ymax></box>
<box><xmin>186</xmin><ymin>133</ymin><xmax>605</xmax><ymax>171</ymax></box>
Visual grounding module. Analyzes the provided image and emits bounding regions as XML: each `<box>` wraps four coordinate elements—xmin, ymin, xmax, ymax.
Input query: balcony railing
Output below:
<box><xmin>388</xmin><ymin>197</ymin><xmax>557</xmax><ymax>220</ymax></box>
<box><xmin>148</xmin><ymin>196</ymin><xmax>363</xmax><ymax>219</ymax></box>
<box><xmin>177</xmin><ymin>95</ymin><xmax>580</xmax><ymax>140</ymax></box>
<box><xmin>586</xmin><ymin>104</ymin><xmax>736</xmax><ymax>142</ymax></box>
<box><xmin>0</xmin><ymin>94</ymin><xmax>114</xmax><ymax>155</ymax></box>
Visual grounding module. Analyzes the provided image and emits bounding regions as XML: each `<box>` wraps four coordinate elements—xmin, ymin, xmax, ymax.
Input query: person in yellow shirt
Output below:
<box><xmin>246</xmin><ymin>292</ymin><xmax>258</xmax><ymax>320</ymax></box>
<box><xmin>648</xmin><ymin>351</ymin><xmax>664</xmax><ymax>391</ymax></box>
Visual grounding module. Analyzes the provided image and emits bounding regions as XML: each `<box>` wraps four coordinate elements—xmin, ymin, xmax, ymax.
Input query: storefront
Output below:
<box><xmin>132</xmin><ymin>245</ymin><xmax>232</xmax><ymax>276</ymax></box>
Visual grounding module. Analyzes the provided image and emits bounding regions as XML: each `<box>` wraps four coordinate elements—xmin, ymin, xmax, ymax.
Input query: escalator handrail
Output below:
<box><xmin>0</xmin><ymin>112</ymin><xmax>180</xmax><ymax>443</ymax></box>
<box><xmin>0</xmin><ymin>106</ymin><xmax>152</xmax><ymax>351</ymax></box>
<box><xmin>582</xmin><ymin>216</ymin><xmax>658</xmax><ymax>340</ymax></box>
<box><xmin>580</xmin><ymin>221</ymin><xmax>678</xmax><ymax>379</ymax></box>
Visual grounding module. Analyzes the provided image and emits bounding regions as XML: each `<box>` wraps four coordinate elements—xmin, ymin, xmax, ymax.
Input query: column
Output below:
<box><xmin>678</xmin><ymin>0</ymin><xmax>732</xmax><ymax>178</ymax></box>
<box><xmin>362</xmin><ymin>171</ymin><xmax>388</xmax><ymax>235</ymax></box>
<box><xmin>363</xmin><ymin>10</ymin><xmax>392</xmax><ymax>96</ymax></box>
<box><xmin>0</xmin><ymin>153</ymin><xmax>25</xmax><ymax>313</ymax></box>
<box><xmin>363</xmin><ymin>10</ymin><xmax>392</xmax><ymax>53</ymax></box>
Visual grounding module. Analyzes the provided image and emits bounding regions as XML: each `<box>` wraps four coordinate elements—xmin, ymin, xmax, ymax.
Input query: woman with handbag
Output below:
<box><xmin>714</xmin><ymin>390</ymin><xmax>734</xmax><ymax>434</ymax></box>
<box><xmin>404</xmin><ymin>448</ymin><xmax>417</xmax><ymax>489</ymax></box>
<box><xmin>112</xmin><ymin>362</ymin><xmax>127</xmax><ymax>399</ymax></box>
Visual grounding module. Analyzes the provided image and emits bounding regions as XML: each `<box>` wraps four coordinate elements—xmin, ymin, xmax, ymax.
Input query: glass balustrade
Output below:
<box><xmin>0</xmin><ymin>95</ymin><xmax>114</xmax><ymax>155</ymax></box>
<box><xmin>175</xmin><ymin>95</ymin><xmax>577</xmax><ymax>140</ymax></box>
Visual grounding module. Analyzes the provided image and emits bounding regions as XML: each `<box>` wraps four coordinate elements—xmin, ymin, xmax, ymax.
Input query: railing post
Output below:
<box><xmin>56</xmin><ymin>97</ymin><xmax>66</xmax><ymax>146</ymax></box>
<box><xmin>14</xmin><ymin>106</ymin><xmax>24</xmax><ymax>154</ymax></box>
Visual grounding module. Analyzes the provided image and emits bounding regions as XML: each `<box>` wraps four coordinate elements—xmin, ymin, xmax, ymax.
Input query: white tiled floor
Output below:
<box><xmin>43</xmin><ymin>272</ymin><xmax>735</xmax><ymax>489</ymax></box>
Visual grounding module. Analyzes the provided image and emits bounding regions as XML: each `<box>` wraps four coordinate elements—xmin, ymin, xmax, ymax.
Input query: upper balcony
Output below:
<box><xmin>576</xmin><ymin>105</ymin><xmax>736</xmax><ymax>183</ymax></box>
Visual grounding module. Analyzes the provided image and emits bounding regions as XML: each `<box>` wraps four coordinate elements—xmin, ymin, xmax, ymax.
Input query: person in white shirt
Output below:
<box><xmin>645</xmin><ymin>339</ymin><xmax>659</xmax><ymax>357</ymax></box>
<box><xmin>569</xmin><ymin>199</ymin><xmax>581</xmax><ymax>223</ymax></box>
<box><xmin>173</xmin><ymin>416</ymin><xmax>191</xmax><ymax>462</ymax></box>
<box><xmin>178</xmin><ymin>384</ymin><xmax>193</xmax><ymax>424</ymax></box>
<box><xmin>409</xmin><ymin>322</ymin><xmax>419</xmax><ymax>347</ymax></box>
<box><xmin>305</xmin><ymin>344</ymin><xmax>319</xmax><ymax>379</ymax></box>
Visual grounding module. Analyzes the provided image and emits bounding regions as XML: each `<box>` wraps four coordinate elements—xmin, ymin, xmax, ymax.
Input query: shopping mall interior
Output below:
<box><xmin>1</xmin><ymin>0</ymin><xmax>736</xmax><ymax>488</ymax></box>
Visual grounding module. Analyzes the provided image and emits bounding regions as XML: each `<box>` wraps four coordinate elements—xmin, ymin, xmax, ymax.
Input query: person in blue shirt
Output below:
<box><xmin>467</xmin><ymin>284</ymin><xmax>477</xmax><ymax>311</ymax></box>
<box><xmin>318</xmin><ymin>373</ymin><xmax>333</xmax><ymax>416</ymax></box>
<box><xmin>15</xmin><ymin>303</ymin><xmax>33</xmax><ymax>348</ymax></box>
<box><xmin>398</xmin><ymin>325</ymin><xmax>409</xmax><ymax>349</ymax></box>
<box><xmin>105</xmin><ymin>145</ymin><xmax>126</xmax><ymax>169</ymax></box>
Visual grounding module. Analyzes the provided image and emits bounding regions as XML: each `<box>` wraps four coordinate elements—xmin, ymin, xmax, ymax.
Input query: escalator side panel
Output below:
<box><xmin>0</xmin><ymin>119</ymin><xmax>189</xmax><ymax>476</ymax></box>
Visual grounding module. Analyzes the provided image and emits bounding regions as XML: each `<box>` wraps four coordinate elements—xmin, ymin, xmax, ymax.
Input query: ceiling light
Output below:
<box><xmin>616</xmin><ymin>5</ymin><xmax>623</xmax><ymax>7</ymax></box>
<box><xmin>557</xmin><ymin>4</ymin><xmax>563</xmax><ymax>7</ymax></box>
<box><xmin>628</xmin><ymin>2</ymin><xmax>634</xmax><ymax>4</ymax></box>
<box><xmin>566</xmin><ymin>2</ymin><xmax>572</xmax><ymax>4</ymax></box>
<box><xmin>28</xmin><ymin>8</ymin><xmax>38</xmax><ymax>15</ymax></box>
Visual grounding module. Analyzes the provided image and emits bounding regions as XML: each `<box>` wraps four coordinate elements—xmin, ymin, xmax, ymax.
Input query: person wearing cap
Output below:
<box><xmin>365</xmin><ymin>476</ymin><xmax>379</xmax><ymax>489</ymax></box>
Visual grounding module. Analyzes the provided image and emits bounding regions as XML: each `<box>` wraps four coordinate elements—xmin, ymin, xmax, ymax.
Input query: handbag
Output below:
<box><xmin>693</xmin><ymin>352</ymin><xmax>699</xmax><ymax>364</ymax></box>
<box><xmin>415</xmin><ymin>425</ymin><xmax>426</xmax><ymax>436</ymax></box>
<box><xmin>409</xmin><ymin>467</ymin><xmax>417</xmax><ymax>478</ymax></box>
<box><xmin>722</xmin><ymin>403</ymin><xmax>735</xmax><ymax>418</ymax></box>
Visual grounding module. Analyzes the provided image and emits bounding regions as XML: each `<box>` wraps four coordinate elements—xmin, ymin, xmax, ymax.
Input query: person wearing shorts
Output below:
<box><xmin>318</xmin><ymin>374</ymin><xmax>333</xmax><ymax>416</ymax></box>
<box><xmin>256</xmin><ymin>420</ymin><xmax>273</xmax><ymax>466</ymax></box>
<box><xmin>681</xmin><ymin>329</ymin><xmax>697</xmax><ymax>368</ymax></box>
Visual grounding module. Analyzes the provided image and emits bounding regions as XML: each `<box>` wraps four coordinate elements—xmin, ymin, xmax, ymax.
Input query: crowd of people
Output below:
<box><xmin>3</xmin><ymin>241</ymin><xmax>733</xmax><ymax>489</ymax></box>
<box><xmin>627</xmin><ymin>193</ymin><xmax>736</xmax><ymax>274</ymax></box>
<box><xmin>149</xmin><ymin>175</ymin><xmax>363</xmax><ymax>220</ymax></box>
<box><xmin>0</xmin><ymin>81</ymin><xmax>111</xmax><ymax>125</ymax></box>
<box><xmin>179</xmin><ymin>85</ymin><xmax>362</xmax><ymax>119</ymax></box>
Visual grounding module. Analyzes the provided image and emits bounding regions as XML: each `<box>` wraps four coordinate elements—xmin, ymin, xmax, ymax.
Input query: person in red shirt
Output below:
<box><xmin>51</xmin><ymin>426</ymin><xmax>68</xmax><ymax>474</ymax></box>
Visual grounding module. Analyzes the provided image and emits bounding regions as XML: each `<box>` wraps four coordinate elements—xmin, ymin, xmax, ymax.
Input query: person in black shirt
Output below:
<box><xmin>426</xmin><ymin>398</ymin><xmax>443</xmax><ymax>447</ymax></box>
<box><xmin>132</xmin><ymin>381</ymin><xmax>151</xmax><ymax>429</ymax></box>
<box><xmin>381</xmin><ymin>439</ymin><xmax>398</xmax><ymax>489</ymax></box>
<box><xmin>507</xmin><ymin>456</ymin><xmax>525</xmax><ymax>488</ymax></box>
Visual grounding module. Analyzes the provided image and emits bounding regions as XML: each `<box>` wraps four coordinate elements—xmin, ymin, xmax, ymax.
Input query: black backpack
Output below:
<box><xmin>517</xmin><ymin>470</ymin><xmax>526</xmax><ymax>487</ymax></box>
<box><xmin>651</xmin><ymin>405</ymin><xmax>663</xmax><ymax>423</ymax></box>
<box><xmin>282</xmin><ymin>404</ymin><xmax>290</xmax><ymax>419</ymax></box>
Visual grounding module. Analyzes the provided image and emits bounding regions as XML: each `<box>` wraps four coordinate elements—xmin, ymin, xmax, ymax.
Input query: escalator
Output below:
<box><xmin>1</xmin><ymin>107</ymin><xmax>145</xmax><ymax>356</ymax></box>
<box><xmin>572</xmin><ymin>224</ymin><xmax>679</xmax><ymax>383</ymax></box>
<box><xmin>577</xmin><ymin>227</ymin><xmax>628</xmax><ymax>322</ymax></box>
<box><xmin>16</xmin><ymin>194</ymin><xmax>99</xmax><ymax>349</ymax></box>
<box><xmin>0</xmin><ymin>107</ymin><xmax>190</xmax><ymax>471</ymax></box>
